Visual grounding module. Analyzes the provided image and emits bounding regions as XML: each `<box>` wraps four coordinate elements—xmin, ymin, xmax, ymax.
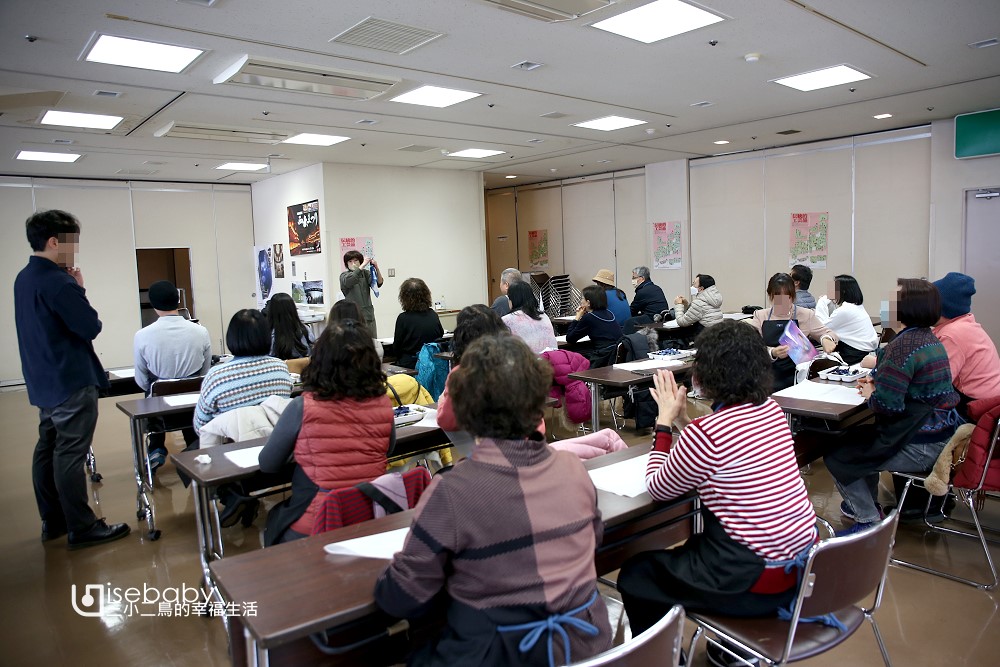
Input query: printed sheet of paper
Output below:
<box><xmin>789</xmin><ymin>212</ymin><xmax>828</xmax><ymax>268</ymax></box>
<box><xmin>772</xmin><ymin>380</ymin><xmax>866</xmax><ymax>406</ymax></box>
<box><xmin>555</xmin><ymin>334</ymin><xmax>590</xmax><ymax>343</ymax></box>
<box><xmin>589</xmin><ymin>453</ymin><xmax>650</xmax><ymax>498</ymax></box>
<box><xmin>223</xmin><ymin>445</ymin><xmax>265</xmax><ymax>469</ymax></box>
<box><xmin>109</xmin><ymin>367</ymin><xmax>136</xmax><ymax>379</ymax></box>
<box><xmin>323</xmin><ymin>527</ymin><xmax>410</xmax><ymax>559</ymax></box>
<box><xmin>723</xmin><ymin>313</ymin><xmax>752</xmax><ymax>321</ymax></box>
<box><xmin>613</xmin><ymin>359</ymin><xmax>685</xmax><ymax>372</ymax></box>
<box><xmin>162</xmin><ymin>394</ymin><xmax>200</xmax><ymax>407</ymax></box>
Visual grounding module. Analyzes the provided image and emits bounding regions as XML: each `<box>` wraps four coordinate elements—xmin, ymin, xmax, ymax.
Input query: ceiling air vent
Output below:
<box><xmin>690</xmin><ymin>101</ymin><xmax>714</xmax><ymax>108</ymax></box>
<box><xmin>482</xmin><ymin>0</ymin><xmax>613</xmax><ymax>22</ymax></box>
<box><xmin>213</xmin><ymin>56</ymin><xmax>400</xmax><ymax>100</ymax></box>
<box><xmin>540</xmin><ymin>111</ymin><xmax>569</xmax><ymax>119</ymax></box>
<box><xmin>776</xmin><ymin>129</ymin><xmax>801</xmax><ymax>135</ymax></box>
<box><xmin>154</xmin><ymin>121</ymin><xmax>288</xmax><ymax>144</ymax></box>
<box><xmin>331</xmin><ymin>17</ymin><xmax>444</xmax><ymax>54</ymax></box>
<box><xmin>398</xmin><ymin>144</ymin><xmax>439</xmax><ymax>152</ymax></box>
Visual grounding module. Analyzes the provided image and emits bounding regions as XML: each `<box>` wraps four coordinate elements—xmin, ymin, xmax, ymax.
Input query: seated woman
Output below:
<box><xmin>566</xmin><ymin>285</ymin><xmax>622</xmax><ymax>366</ymax></box>
<box><xmin>374</xmin><ymin>335</ymin><xmax>612</xmax><ymax>665</ymax></box>
<box><xmin>824</xmin><ymin>278</ymin><xmax>959</xmax><ymax>534</ymax></box>
<box><xmin>502</xmin><ymin>281</ymin><xmax>557</xmax><ymax>354</ymax></box>
<box><xmin>393</xmin><ymin>278</ymin><xmax>444</xmax><ymax>369</ymax></box>
<box><xmin>617</xmin><ymin>321</ymin><xmax>818</xmax><ymax>639</ymax></box>
<box><xmin>266</xmin><ymin>292</ymin><xmax>314</xmax><ymax>360</ymax></box>
<box><xmin>330</xmin><ymin>299</ymin><xmax>383</xmax><ymax>360</ymax></box>
<box><xmin>259</xmin><ymin>320</ymin><xmax>395</xmax><ymax>545</ymax></box>
<box><xmin>814</xmin><ymin>274</ymin><xmax>878</xmax><ymax>365</ymax></box>
<box><xmin>748</xmin><ymin>272</ymin><xmax>837</xmax><ymax>391</ymax></box>
<box><xmin>593</xmin><ymin>268</ymin><xmax>630</xmax><ymax>327</ymax></box>
<box><xmin>194</xmin><ymin>309</ymin><xmax>293</xmax><ymax>433</ymax></box>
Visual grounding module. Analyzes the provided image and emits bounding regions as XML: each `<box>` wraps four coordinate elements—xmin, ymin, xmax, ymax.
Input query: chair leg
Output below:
<box><xmin>687</xmin><ymin>625</ymin><xmax>704</xmax><ymax>666</ymax></box>
<box><xmin>865</xmin><ymin>613</ymin><xmax>892</xmax><ymax>667</ymax></box>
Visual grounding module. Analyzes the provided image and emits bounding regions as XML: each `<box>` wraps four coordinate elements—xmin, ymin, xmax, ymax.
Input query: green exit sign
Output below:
<box><xmin>955</xmin><ymin>108</ymin><xmax>1000</xmax><ymax>159</ymax></box>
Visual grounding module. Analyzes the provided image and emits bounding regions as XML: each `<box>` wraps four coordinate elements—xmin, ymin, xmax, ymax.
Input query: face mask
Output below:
<box><xmin>631</xmin><ymin>279</ymin><xmax>639</xmax><ymax>287</ymax></box>
<box><xmin>690</xmin><ymin>286</ymin><xmax>699</xmax><ymax>297</ymax></box>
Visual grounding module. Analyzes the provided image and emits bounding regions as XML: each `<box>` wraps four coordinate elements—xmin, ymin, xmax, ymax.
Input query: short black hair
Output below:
<box><xmin>303</xmin><ymin>320</ymin><xmax>386</xmax><ymax>400</ymax></box>
<box><xmin>329</xmin><ymin>299</ymin><xmax>361</xmax><ymax>322</ymax></box>
<box><xmin>834</xmin><ymin>274</ymin><xmax>864</xmax><ymax>306</ymax></box>
<box><xmin>343</xmin><ymin>250</ymin><xmax>363</xmax><ymax>269</ymax></box>
<box><xmin>791</xmin><ymin>264</ymin><xmax>813</xmax><ymax>290</ymax></box>
<box><xmin>695</xmin><ymin>274</ymin><xmax>716</xmax><ymax>289</ymax></box>
<box><xmin>226</xmin><ymin>309</ymin><xmax>271</xmax><ymax>356</ymax></box>
<box><xmin>508</xmin><ymin>281</ymin><xmax>542</xmax><ymax>320</ymax></box>
<box><xmin>767</xmin><ymin>273</ymin><xmax>796</xmax><ymax>299</ymax></box>
<box><xmin>449</xmin><ymin>335</ymin><xmax>552</xmax><ymax>439</ymax></box>
<box><xmin>691</xmin><ymin>320</ymin><xmax>772</xmax><ymax>406</ymax></box>
<box><xmin>582</xmin><ymin>284</ymin><xmax>607</xmax><ymax>310</ymax></box>
<box><xmin>452</xmin><ymin>304</ymin><xmax>508</xmax><ymax>365</ymax></box>
<box><xmin>896</xmin><ymin>278</ymin><xmax>940</xmax><ymax>328</ymax></box>
<box><xmin>26</xmin><ymin>210</ymin><xmax>80</xmax><ymax>251</ymax></box>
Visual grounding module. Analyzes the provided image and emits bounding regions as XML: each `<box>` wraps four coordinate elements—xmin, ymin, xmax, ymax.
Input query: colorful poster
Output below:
<box><xmin>272</xmin><ymin>243</ymin><xmax>285</xmax><ymax>278</ymax></box>
<box><xmin>789</xmin><ymin>212</ymin><xmax>828</xmax><ymax>268</ymax></box>
<box><xmin>652</xmin><ymin>221</ymin><xmax>682</xmax><ymax>270</ymax></box>
<box><xmin>287</xmin><ymin>200</ymin><xmax>321</xmax><ymax>256</ymax></box>
<box><xmin>339</xmin><ymin>236</ymin><xmax>375</xmax><ymax>261</ymax></box>
<box><xmin>254</xmin><ymin>245</ymin><xmax>273</xmax><ymax>310</ymax></box>
<box><xmin>291</xmin><ymin>282</ymin><xmax>306</xmax><ymax>304</ymax></box>
<box><xmin>528</xmin><ymin>229</ymin><xmax>549</xmax><ymax>270</ymax></box>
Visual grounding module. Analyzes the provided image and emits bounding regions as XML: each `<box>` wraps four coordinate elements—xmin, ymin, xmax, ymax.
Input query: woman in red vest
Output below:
<box><xmin>260</xmin><ymin>319</ymin><xmax>394</xmax><ymax>545</ymax></box>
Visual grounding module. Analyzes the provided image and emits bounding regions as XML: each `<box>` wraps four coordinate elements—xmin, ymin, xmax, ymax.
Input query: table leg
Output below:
<box><xmin>129</xmin><ymin>417</ymin><xmax>160</xmax><ymax>540</ymax></box>
<box><xmin>191</xmin><ymin>480</ymin><xmax>217</xmax><ymax>589</ymax></box>
<box><xmin>247</xmin><ymin>626</ymin><xmax>269</xmax><ymax>667</ymax></box>
<box><xmin>588</xmin><ymin>381</ymin><xmax>600</xmax><ymax>433</ymax></box>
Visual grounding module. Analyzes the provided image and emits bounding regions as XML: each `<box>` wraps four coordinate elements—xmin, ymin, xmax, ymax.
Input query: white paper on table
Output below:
<box><xmin>723</xmin><ymin>313</ymin><xmax>752</xmax><ymax>321</ymax></box>
<box><xmin>223</xmin><ymin>445</ymin><xmax>265</xmax><ymax>468</ymax></box>
<box><xmin>555</xmin><ymin>334</ymin><xmax>590</xmax><ymax>344</ymax></box>
<box><xmin>613</xmin><ymin>358</ymin><xmax>685</xmax><ymax>372</ymax></box>
<box><xmin>108</xmin><ymin>367</ymin><xmax>136</xmax><ymax>379</ymax></box>
<box><xmin>660</xmin><ymin>320</ymin><xmax>680</xmax><ymax>329</ymax></box>
<box><xmin>323</xmin><ymin>527</ymin><xmax>410</xmax><ymax>559</ymax></box>
<box><xmin>162</xmin><ymin>394</ymin><xmax>200</xmax><ymax>407</ymax></box>
<box><xmin>377</xmin><ymin>337</ymin><xmax>394</xmax><ymax>345</ymax></box>
<box><xmin>588</xmin><ymin>453</ymin><xmax>650</xmax><ymax>498</ymax></box>
<box><xmin>397</xmin><ymin>406</ymin><xmax>438</xmax><ymax>429</ymax></box>
<box><xmin>772</xmin><ymin>380</ymin><xmax>866</xmax><ymax>406</ymax></box>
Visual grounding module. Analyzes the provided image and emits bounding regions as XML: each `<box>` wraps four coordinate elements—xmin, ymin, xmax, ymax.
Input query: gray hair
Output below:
<box><xmin>500</xmin><ymin>267</ymin><xmax>522</xmax><ymax>286</ymax></box>
<box><xmin>632</xmin><ymin>266</ymin><xmax>650</xmax><ymax>280</ymax></box>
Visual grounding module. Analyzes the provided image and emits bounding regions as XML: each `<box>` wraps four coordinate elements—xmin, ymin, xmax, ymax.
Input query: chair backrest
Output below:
<box><xmin>150</xmin><ymin>376</ymin><xmax>204</xmax><ymax>397</ymax></box>
<box><xmin>795</xmin><ymin>510</ymin><xmax>899</xmax><ymax>621</ymax></box>
<box><xmin>808</xmin><ymin>357</ymin><xmax>841</xmax><ymax>379</ymax></box>
<box><xmin>285</xmin><ymin>357</ymin><xmax>310</xmax><ymax>375</ymax></box>
<box><xmin>953</xmin><ymin>395</ymin><xmax>1000</xmax><ymax>491</ymax></box>
<box><xmin>566</xmin><ymin>605</ymin><xmax>684</xmax><ymax>667</ymax></box>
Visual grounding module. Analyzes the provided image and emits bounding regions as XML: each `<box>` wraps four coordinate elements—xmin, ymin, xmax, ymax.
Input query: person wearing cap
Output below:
<box><xmin>593</xmin><ymin>268</ymin><xmax>630</xmax><ymax>328</ymax></box>
<box><xmin>932</xmin><ymin>272</ymin><xmax>1000</xmax><ymax>412</ymax></box>
<box><xmin>134</xmin><ymin>280</ymin><xmax>212</xmax><ymax>474</ymax></box>
<box><xmin>490</xmin><ymin>267</ymin><xmax>522</xmax><ymax>317</ymax></box>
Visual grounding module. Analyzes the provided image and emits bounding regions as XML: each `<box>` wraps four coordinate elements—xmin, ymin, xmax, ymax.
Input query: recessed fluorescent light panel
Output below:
<box><xmin>591</xmin><ymin>0</ymin><xmax>725</xmax><ymax>44</ymax></box>
<box><xmin>16</xmin><ymin>150</ymin><xmax>82</xmax><ymax>162</ymax></box>
<box><xmin>505</xmin><ymin>175</ymin><xmax>517</xmax><ymax>179</ymax></box>
<box><xmin>772</xmin><ymin>64</ymin><xmax>871</xmax><ymax>92</ymax></box>
<box><xmin>215</xmin><ymin>162</ymin><xmax>268</xmax><ymax>171</ymax></box>
<box><xmin>282</xmin><ymin>133</ymin><xmax>350</xmax><ymax>146</ymax></box>
<box><xmin>40</xmin><ymin>110</ymin><xmax>123</xmax><ymax>130</ymax></box>
<box><xmin>448</xmin><ymin>149</ymin><xmax>505</xmax><ymax>158</ymax></box>
<box><xmin>573</xmin><ymin>115</ymin><xmax>646</xmax><ymax>131</ymax></box>
<box><xmin>873</xmin><ymin>113</ymin><xmax>893</xmax><ymax>119</ymax></box>
<box><xmin>713</xmin><ymin>140</ymin><xmax>730</xmax><ymax>144</ymax></box>
<box><xmin>390</xmin><ymin>85</ymin><xmax>481</xmax><ymax>108</ymax></box>
<box><xmin>84</xmin><ymin>35</ymin><xmax>204</xmax><ymax>73</ymax></box>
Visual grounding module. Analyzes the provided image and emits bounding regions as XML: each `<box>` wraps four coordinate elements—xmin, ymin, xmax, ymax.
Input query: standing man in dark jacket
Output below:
<box><xmin>625</xmin><ymin>265</ymin><xmax>670</xmax><ymax>333</ymax></box>
<box><xmin>14</xmin><ymin>210</ymin><xmax>130</xmax><ymax>549</ymax></box>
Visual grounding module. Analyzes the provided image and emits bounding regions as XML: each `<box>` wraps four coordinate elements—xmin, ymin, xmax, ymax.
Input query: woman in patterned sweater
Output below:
<box><xmin>825</xmin><ymin>278</ymin><xmax>959</xmax><ymax>535</ymax></box>
<box><xmin>375</xmin><ymin>335</ymin><xmax>611</xmax><ymax>666</ymax></box>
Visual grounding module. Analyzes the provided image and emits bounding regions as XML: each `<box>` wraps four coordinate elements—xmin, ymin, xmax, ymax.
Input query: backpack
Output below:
<box><xmin>618</xmin><ymin>333</ymin><xmax>658</xmax><ymax>429</ymax></box>
<box><xmin>415</xmin><ymin>342</ymin><xmax>449</xmax><ymax>401</ymax></box>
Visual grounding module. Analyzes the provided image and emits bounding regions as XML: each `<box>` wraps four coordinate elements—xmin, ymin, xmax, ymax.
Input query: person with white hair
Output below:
<box><xmin>490</xmin><ymin>267</ymin><xmax>522</xmax><ymax>317</ymax></box>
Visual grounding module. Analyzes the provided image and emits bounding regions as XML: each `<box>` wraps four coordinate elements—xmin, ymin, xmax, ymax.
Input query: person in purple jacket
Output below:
<box><xmin>14</xmin><ymin>210</ymin><xmax>130</xmax><ymax>549</ymax></box>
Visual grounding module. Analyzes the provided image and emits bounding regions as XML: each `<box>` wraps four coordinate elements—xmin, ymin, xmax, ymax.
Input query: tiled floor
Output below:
<box><xmin>1</xmin><ymin>388</ymin><xmax>998</xmax><ymax>666</ymax></box>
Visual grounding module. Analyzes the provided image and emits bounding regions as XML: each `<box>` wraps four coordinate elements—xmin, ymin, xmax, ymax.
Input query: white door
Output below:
<box><xmin>964</xmin><ymin>188</ymin><xmax>1000</xmax><ymax>346</ymax></box>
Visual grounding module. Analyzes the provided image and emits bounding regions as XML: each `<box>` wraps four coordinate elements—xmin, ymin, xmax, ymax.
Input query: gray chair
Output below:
<box><xmin>566</xmin><ymin>604</ymin><xmax>685</xmax><ymax>667</ymax></box>
<box><xmin>687</xmin><ymin>511</ymin><xmax>900</xmax><ymax>666</ymax></box>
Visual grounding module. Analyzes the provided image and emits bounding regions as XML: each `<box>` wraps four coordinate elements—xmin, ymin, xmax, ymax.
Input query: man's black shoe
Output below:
<box><xmin>67</xmin><ymin>519</ymin><xmax>131</xmax><ymax>550</ymax></box>
<box><xmin>41</xmin><ymin>520</ymin><xmax>67</xmax><ymax>542</ymax></box>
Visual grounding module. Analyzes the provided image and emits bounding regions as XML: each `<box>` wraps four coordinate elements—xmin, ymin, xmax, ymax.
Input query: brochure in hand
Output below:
<box><xmin>779</xmin><ymin>319</ymin><xmax>818</xmax><ymax>365</ymax></box>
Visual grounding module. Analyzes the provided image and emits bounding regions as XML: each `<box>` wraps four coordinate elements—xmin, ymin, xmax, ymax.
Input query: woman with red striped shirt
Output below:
<box><xmin>618</xmin><ymin>320</ymin><xmax>818</xmax><ymax>639</ymax></box>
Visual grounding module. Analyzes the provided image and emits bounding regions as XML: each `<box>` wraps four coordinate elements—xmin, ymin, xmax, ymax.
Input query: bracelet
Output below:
<box><xmin>655</xmin><ymin>425</ymin><xmax>672</xmax><ymax>434</ymax></box>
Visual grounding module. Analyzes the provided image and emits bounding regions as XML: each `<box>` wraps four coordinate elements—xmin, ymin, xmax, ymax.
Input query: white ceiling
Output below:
<box><xmin>1</xmin><ymin>0</ymin><xmax>998</xmax><ymax>188</ymax></box>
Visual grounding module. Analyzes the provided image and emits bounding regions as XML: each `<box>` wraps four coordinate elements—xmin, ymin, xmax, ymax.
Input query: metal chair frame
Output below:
<box><xmin>567</xmin><ymin>604</ymin><xmax>685</xmax><ymax>667</ymax></box>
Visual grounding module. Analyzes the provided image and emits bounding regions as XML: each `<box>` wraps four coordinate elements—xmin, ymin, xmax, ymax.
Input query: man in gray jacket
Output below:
<box><xmin>673</xmin><ymin>273</ymin><xmax>724</xmax><ymax>332</ymax></box>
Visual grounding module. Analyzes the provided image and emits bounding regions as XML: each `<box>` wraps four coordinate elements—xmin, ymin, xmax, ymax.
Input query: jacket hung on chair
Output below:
<box><xmin>952</xmin><ymin>395</ymin><xmax>1000</xmax><ymax>491</ymax></box>
<box><xmin>541</xmin><ymin>350</ymin><xmax>592</xmax><ymax>424</ymax></box>
<box><xmin>416</xmin><ymin>342</ymin><xmax>449</xmax><ymax>401</ymax></box>
<box><xmin>385</xmin><ymin>373</ymin><xmax>433</xmax><ymax>407</ymax></box>
<box><xmin>312</xmin><ymin>468</ymin><xmax>432</xmax><ymax>534</ymax></box>
<box><xmin>618</xmin><ymin>333</ymin><xmax>658</xmax><ymax>429</ymax></box>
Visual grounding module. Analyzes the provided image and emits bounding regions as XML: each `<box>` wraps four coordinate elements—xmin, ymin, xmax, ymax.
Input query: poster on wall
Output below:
<box><xmin>303</xmin><ymin>280</ymin><xmax>325</xmax><ymax>305</ymax></box>
<box><xmin>789</xmin><ymin>212</ymin><xmax>828</xmax><ymax>268</ymax></box>
<box><xmin>339</xmin><ymin>236</ymin><xmax>375</xmax><ymax>261</ymax></box>
<box><xmin>272</xmin><ymin>243</ymin><xmax>285</xmax><ymax>278</ymax></box>
<box><xmin>291</xmin><ymin>282</ymin><xmax>306</xmax><ymax>304</ymax></box>
<box><xmin>652</xmin><ymin>221</ymin><xmax>683</xmax><ymax>270</ymax></box>
<box><xmin>254</xmin><ymin>245</ymin><xmax>273</xmax><ymax>310</ymax></box>
<box><xmin>528</xmin><ymin>229</ymin><xmax>549</xmax><ymax>270</ymax></box>
<box><xmin>288</xmin><ymin>200</ymin><xmax>321</xmax><ymax>256</ymax></box>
